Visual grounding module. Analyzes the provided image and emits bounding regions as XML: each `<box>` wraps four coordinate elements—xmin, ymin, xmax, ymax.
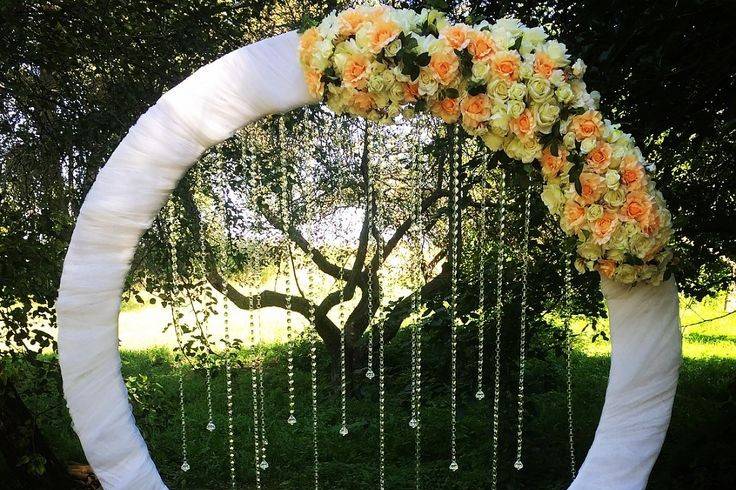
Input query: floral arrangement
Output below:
<box><xmin>298</xmin><ymin>3</ymin><xmax>673</xmax><ymax>285</ymax></box>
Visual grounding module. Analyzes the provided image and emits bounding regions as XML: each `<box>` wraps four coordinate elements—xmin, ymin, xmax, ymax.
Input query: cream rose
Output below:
<box><xmin>541</xmin><ymin>184</ymin><xmax>566</xmax><ymax>214</ymax></box>
<box><xmin>527</xmin><ymin>76</ymin><xmax>552</xmax><ymax>103</ymax></box>
<box><xmin>508</xmin><ymin>82</ymin><xmax>527</xmax><ymax>100</ymax></box>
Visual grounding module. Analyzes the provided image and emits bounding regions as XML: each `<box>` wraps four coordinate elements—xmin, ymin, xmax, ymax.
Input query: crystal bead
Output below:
<box><xmin>365</xmin><ymin>368</ymin><xmax>375</xmax><ymax>379</ymax></box>
<box><xmin>339</xmin><ymin>425</ymin><xmax>349</xmax><ymax>436</ymax></box>
<box><xmin>449</xmin><ymin>460</ymin><xmax>459</xmax><ymax>472</ymax></box>
<box><xmin>206</xmin><ymin>421</ymin><xmax>216</xmax><ymax>432</ymax></box>
<box><xmin>514</xmin><ymin>459</ymin><xmax>524</xmax><ymax>470</ymax></box>
<box><xmin>180</xmin><ymin>461</ymin><xmax>190</xmax><ymax>472</ymax></box>
<box><xmin>259</xmin><ymin>459</ymin><xmax>269</xmax><ymax>470</ymax></box>
<box><xmin>409</xmin><ymin>418</ymin><xmax>418</xmax><ymax>429</ymax></box>
<box><xmin>475</xmin><ymin>389</ymin><xmax>485</xmax><ymax>400</ymax></box>
<box><xmin>287</xmin><ymin>414</ymin><xmax>297</xmax><ymax>425</ymax></box>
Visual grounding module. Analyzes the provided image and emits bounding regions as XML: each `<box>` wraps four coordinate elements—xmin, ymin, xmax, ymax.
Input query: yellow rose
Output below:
<box><xmin>541</xmin><ymin>184</ymin><xmax>565</xmax><ymax>215</ymax></box>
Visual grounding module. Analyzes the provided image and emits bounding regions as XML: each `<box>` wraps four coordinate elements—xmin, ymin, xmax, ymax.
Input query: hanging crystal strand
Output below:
<box><xmin>375</xmin><ymin>199</ymin><xmax>386</xmax><ymax>490</ymax></box>
<box><xmin>365</xmin><ymin>168</ymin><xmax>375</xmax><ymax>381</ymax></box>
<box><xmin>491</xmin><ymin>169</ymin><xmax>506</xmax><ymax>489</ymax></box>
<box><xmin>203</xmin><ymin>364</ymin><xmax>215</xmax><ymax>431</ymax></box>
<box><xmin>282</xmin><ymin>157</ymin><xmax>297</xmax><ymax>426</ymax></box>
<box><xmin>448</xmin><ymin>136</ymin><xmax>461</xmax><ymax>473</ymax></box>
<box><xmin>222</xmin><ymin>297</ymin><xmax>236</xmax><ymax>488</ymax></box>
<box><xmin>256</xmin><ymin>290</ymin><xmax>269</xmax><ymax>470</ymax></box>
<box><xmin>514</xmin><ymin>176</ymin><xmax>532</xmax><ymax>471</ymax></box>
<box><xmin>248</xmin><ymin>294</ymin><xmax>262</xmax><ymax>489</ymax></box>
<box><xmin>307</xmin><ymin>258</ymin><xmax>320</xmax><ymax>489</ymax></box>
<box><xmin>476</xmin><ymin>164</ymin><xmax>487</xmax><ymax>402</ymax></box>
<box><xmin>564</xmin><ymin>256</ymin><xmax>577</xmax><ymax>479</ymax></box>
<box><xmin>411</xmin><ymin>125</ymin><xmax>424</xmax><ymax>489</ymax></box>
<box><xmin>169</xmin><ymin>235</ymin><xmax>190</xmax><ymax>473</ymax></box>
<box><xmin>337</xmin><ymin>264</ymin><xmax>349</xmax><ymax>436</ymax></box>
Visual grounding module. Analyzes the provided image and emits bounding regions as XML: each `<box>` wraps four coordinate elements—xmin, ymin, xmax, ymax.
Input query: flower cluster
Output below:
<box><xmin>299</xmin><ymin>3</ymin><xmax>673</xmax><ymax>285</ymax></box>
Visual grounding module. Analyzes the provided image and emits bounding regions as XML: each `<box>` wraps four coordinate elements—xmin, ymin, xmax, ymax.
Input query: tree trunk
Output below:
<box><xmin>0</xmin><ymin>379</ymin><xmax>76</xmax><ymax>489</ymax></box>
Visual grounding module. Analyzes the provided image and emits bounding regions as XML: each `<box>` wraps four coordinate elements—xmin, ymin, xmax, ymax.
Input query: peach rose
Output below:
<box><xmin>343</xmin><ymin>54</ymin><xmax>370</xmax><ymax>89</ymax></box>
<box><xmin>619</xmin><ymin>190</ymin><xmax>653</xmax><ymax>226</ymax></box>
<box><xmin>569</xmin><ymin>110</ymin><xmax>603</xmax><ymax>141</ymax></box>
<box><xmin>585</xmin><ymin>142</ymin><xmax>612</xmax><ymax>174</ymax></box>
<box><xmin>468</xmin><ymin>30</ymin><xmax>497</xmax><ymax>62</ymax></box>
<box><xmin>596</xmin><ymin>259</ymin><xmax>617</xmax><ymax>278</ymax></box>
<box><xmin>351</xmin><ymin>90</ymin><xmax>375</xmax><ymax>114</ymax></box>
<box><xmin>562</xmin><ymin>199</ymin><xmax>586</xmax><ymax>233</ymax></box>
<box><xmin>619</xmin><ymin>155</ymin><xmax>647</xmax><ymax>190</ymax></box>
<box><xmin>510</xmin><ymin>109</ymin><xmax>536</xmax><ymax>140</ymax></box>
<box><xmin>338</xmin><ymin>9</ymin><xmax>368</xmax><ymax>37</ymax></box>
<box><xmin>429</xmin><ymin>49</ymin><xmax>460</xmax><ymax>86</ymax></box>
<box><xmin>578</xmin><ymin>172</ymin><xmax>606</xmax><ymax>205</ymax></box>
<box><xmin>491</xmin><ymin>50</ymin><xmax>521</xmax><ymax>81</ymax></box>
<box><xmin>591</xmin><ymin>210</ymin><xmax>619</xmax><ymax>244</ymax></box>
<box><xmin>642</xmin><ymin>206</ymin><xmax>662</xmax><ymax>237</ymax></box>
<box><xmin>304</xmin><ymin>69</ymin><xmax>324</xmax><ymax>98</ymax></box>
<box><xmin>441</xmin><ymin>24</ymin><xmax>472</xmax><ymax>51</ymax></box>
<box><xmin>432</xmin><ymin>97</ymin><xmax>461</xmax><ymax>123</ymax></box>
<box><xmin>533</xmin><ymin>52</ymin><xmax>556</xmax><ymax>79</ymax></box>
<box><xmin>460</xmin><ymin>93</ymin><xmax>492</xmax><ymax>123</ymax></box>
<box><xmin>539</xmin><ymin>147</ymin><xmax>569</xmax><ymax>179</ymax></box>
<box><xmin>366</xmin><ymin>18</ymin><xmax>401</xmax><ymax>54</ymax></box>
<box><xmin>403</xmin><ymin>82</ymin><xmax>419</xmax><ymax>102</ymax></box>
<box><xmin>299</xmin><ymin>27</ymin><xmax>321</xmax><ymax>66</ymax></box>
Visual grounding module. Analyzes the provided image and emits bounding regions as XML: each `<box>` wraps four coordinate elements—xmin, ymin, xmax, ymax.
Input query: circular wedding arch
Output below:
<box><xmin>57</xmin><ymin>31</ymin><xmax>682</xmax><ymax>490</ymax></box>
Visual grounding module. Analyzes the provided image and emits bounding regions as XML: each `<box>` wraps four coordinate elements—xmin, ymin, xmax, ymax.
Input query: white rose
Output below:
<box><xmin>488</xmin><ymin>79</ymin><xmax>510</xmax><ymax>100</ymax></box>
<box><xmin>614</xmin><ymin>264</ymin><xmax>638</xmax><ymax>284</ymax></box>
<box><xmin>481</xmin><ymin>132</ymin><xmax>505</xmax><ymax>151</ymax></box>
<box><xmin>555</xmin><ymin>83</ymin><xmax>574</xmax><ymax>104</ymax></box>
<box><xmin>508</xmin><ymin>82</ymin><xmax>527</xmax><ymax>100</ymax></box>
<box><xmin>577</xmin><ymin>240</ymin><xmax>603</xmax><ymax>260</ymax></box>
<box><xmin>472</xmin><ymin>61</ymin><xmax>492</xmax><ymax>83</ymax></box>
<box><xmin>385</xmin><ymin>38</ymin><xmax>402</xmax><ymax>58</ymax></box>
<box><xmin>585</xmin><ymin>204</ymin><xmax>604</xmax><ymax>221</ymax></box>
<box><xmin>418</xmin><ymin>69</ymin><xmax>439</xmax><ymax>96</ymax></box>
<box><xmin>507</xmin><ymin>99</ymin><xmax>526</xmax><ymax>118</ymax></box>
<box><xmin>520</xmin><ymin>26</ymin><xmax>547</xmax><ymax>56</ymax></box>
<box><xmin>572</xmin><ymin>58</ymin><xmax>587</xmax><ymax>77</ymax></box>
<box><xmin>541</xmin><ymin>184</ymin><xmax>566</xmax><ymax>214</ymax></box>
<box><xmin>534</xmin><ymin>102</ymin><xmax>560</xmax><ymax>133</ymax></box>
<box><xmin>605</xmin><ymin>170</ymin><xmax>620</xmax><ymax>189</ymax></box>
<box><xmin>541</xmin><ymin>40</ymin><xmax>569</xmax><ymax>66</ymax></box>
<box><xmin>527</xmin><ymin>76</ymin><xmax>552</xmax><ymax>103</ymax></box>
<box><xmin>519</xmin><ymin>61</ymin><xmax>534</xmax><ymax>80</ymax></box>
<box><xmin>563</xmin><ymin>131</ymin><xmax>576</xmax><ymax>149</ymax></box>
<box><xmin>549</xmin><ymin>69</ymin><xmax>565</xmax><ymax>87</ymax></box>
<box><xmin>580</xmin><ymin>136</ymin><xmax>597</xmax><ymax>154</ymax></box>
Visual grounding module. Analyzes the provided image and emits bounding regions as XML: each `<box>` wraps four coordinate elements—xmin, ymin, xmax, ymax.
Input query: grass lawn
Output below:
<box><xmin>13</xmin><ymin>293</ymin><xmax>736</xmax><ymax>489</ymax></box>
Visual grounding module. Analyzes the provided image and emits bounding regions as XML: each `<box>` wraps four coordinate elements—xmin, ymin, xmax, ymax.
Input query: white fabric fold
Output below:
<box><xmin>57</xmin><ymin>31</ymin><xmax>314</xmax><ymax>489</ymax></box>
<box><xmin>569</xmin><ymin>277</ymin><xmax>681</xmax><ymax>490</ymax></box>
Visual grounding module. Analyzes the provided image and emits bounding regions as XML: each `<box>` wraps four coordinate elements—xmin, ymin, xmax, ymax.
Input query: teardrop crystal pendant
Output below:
<box><xmin>475</xmin><ymin>389</ymin><xmax>485</xmax><ymax>400</ymax></box>
<box><xmin>259</xmin><ymin>459</ymin><xmax>269</xmax><ymax>470</ymax></box>
<box><xmin>514</xmin><ymin>459</ymin><xmax>524</xmax><ymax>470</ymax></box>
<box><xmin>365</xmin><ymin>368</ymin><xmax>375</xmax><ymax>379</ymax></box>
<box><xmin>409</xmin><ymin>417</ymin><xmax>418</xmax><ymax>429</ymax></box>
<box><xmin>339</xmin><ymin>425</ymin><xmax>349</xmax><ymax>437</ymax></box>
<box><xmin>287</xmin><ymin>414</ymin><xmax>297</xmax><ymax>425</ymax></box>
<box><xmin>449</xmin><ymin>460</ymin><xmax>459</xmax><ymax>472</ymax></box>
<box><xmin>206</xmin><ymin>421</ymin><xmax>216</xmax><ymax>432</ymax></box>
<box><xmin>180</xmin><ymin>461</ymin><xmax>190</xmax><ymax>472</ymax></box>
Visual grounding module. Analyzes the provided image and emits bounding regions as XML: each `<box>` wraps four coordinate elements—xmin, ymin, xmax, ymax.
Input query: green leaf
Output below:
<box><xmin>416</xmin><ymin>52</ymin><xmax>430</xmax><ymax>67</ymax></box>
<box><xmin>444</xmin><ymin>88</ymin><xmax>459</xmax><ymax>99</ymax></box>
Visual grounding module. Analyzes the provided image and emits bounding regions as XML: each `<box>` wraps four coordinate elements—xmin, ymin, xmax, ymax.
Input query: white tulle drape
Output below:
<box><xmin>56</xmin><ymin>31</ymin><xmax>314</xmax><ymax>489</ymax></box>
<box><xmin>56</xmin><ymin>31</ymin><xmax>681</xmax><ymax>490</ymax></box>
<box><xmin>569</xmin><ymin>277</ymin><xmax>681</xmax><ymax>489</ymax></box>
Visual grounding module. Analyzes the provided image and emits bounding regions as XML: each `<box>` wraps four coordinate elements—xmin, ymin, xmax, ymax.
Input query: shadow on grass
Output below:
<box><xmin>15</xmin><ymin>337</ymin><xmax>736</xmax><ymax>489</ymax></box>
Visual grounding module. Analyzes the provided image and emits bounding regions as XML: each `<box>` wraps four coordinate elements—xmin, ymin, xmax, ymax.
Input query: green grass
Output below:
<box><xmin>13</xmin><ymin>293</ymin><xmax>736</xmax><ymax>489</ymax></box>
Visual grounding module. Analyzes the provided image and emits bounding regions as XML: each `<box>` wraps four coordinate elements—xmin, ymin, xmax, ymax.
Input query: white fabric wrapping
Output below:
<box><xmin>56</xmin><ymin>31</ymin><xmax>314</xmax><ymax>489</ymax></box>
<box><xmin>56</xmin><ymin>30</ymin><xmax>682</xmax><ymax>490</ymax></box>
<box><xmin>570</xmin><ymin>277</ymin><xmax>682</xmax><ymax>489</ymax></box>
